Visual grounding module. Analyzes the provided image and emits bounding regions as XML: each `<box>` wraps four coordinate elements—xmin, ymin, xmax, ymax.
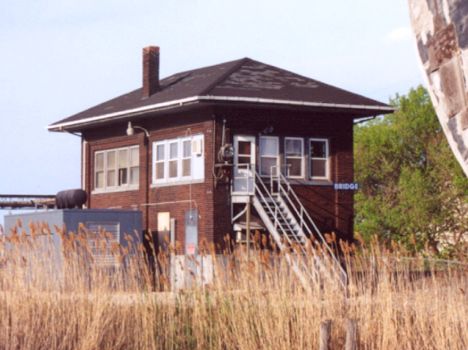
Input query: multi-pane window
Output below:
<box><xmin>153</xmin><ymin>134</ymin><xmax>204</xmax><ymax>184</ymax></box>
<box><xmin>129</xmin><ymin>147</ymin><xmax>139</xmax><ymax>185</ymax></box>
<box><xmin>309</xmin><ymin>138</ymin><xmax>329</xmax><ymax>179</ymax></box>
<box><xmin>182</xmin><ymin>140</ymin><xmax>191</xmax><ymax>177</ymax></box>
<box><xmin>95</xmin><ymin>153</ymin><xmax>105</xmax><ymax>189</ymax></box>
<box><xmin>106</xmin><ymin>151</ymin><xmax>116</xmax><ymax>187</ymax></box>
<box><xmin>285</xmin><ymin>137</ymin><xmax>304</xmax><ymax>178</ymax></box>
<box><xmin>155</xmin><ymin>144</ymin><xmax>165</xmax><ymax>180</ymax></box>
<box><xmin>118</xmin><ymin>149</ymin><xmax>128</xmax><ymax>185</ymax></box>
<box><xmin>237</xmin><ymin>140</ymin><xmax>253</xmax><ymax>167</ymax></box>
<box><xmin>94</xmin><ymin>146</ymin><xmax>139</xmax><ymax>191</ymax></box>
<box><xmin>259</xmin><ymin>136</ymin><xmax>279</xmax><ymax>176</ymax></box>
<box><xmin>169</xmin><ymin>141</ymin><xmax>178</xmax><ymax>178</ymax></box>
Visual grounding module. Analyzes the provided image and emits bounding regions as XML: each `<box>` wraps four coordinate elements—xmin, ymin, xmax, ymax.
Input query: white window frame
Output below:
<box><xmin>168</xmin><ymin>140</ymin><xmax>179</xmax><ymax>179</ymax></box>
<box><xmin>259</xmin><ymin>136</ymin><xmax>280</xmax><ymax>177</ymax></box>
<box><xmin>309</xmin><ymin>138</ymin><xmax>330</xmax><ymax>181</ymax></box>
<box><xmin>152</xmin><ymin>134</ymin><xmax>204</xmax><ymax>185</ymax></box>
<box><xmin>154</xmin><ymin>143</ymin><xmax>166</xmax><ymax>181</ymax></box>
<box><xmin>284</xmin><ymin>137</ymin><xmax>304</xmax><ymax>178</ymax></box>
<box><xmin>93</xmin><ymin>145</ymin><xmax>139</xmax><ymax>193</ymax></box>
<box><xmin>181</xmin><ymin>139</ymin><xmax>192</xmax><ymax>177</ymax></box>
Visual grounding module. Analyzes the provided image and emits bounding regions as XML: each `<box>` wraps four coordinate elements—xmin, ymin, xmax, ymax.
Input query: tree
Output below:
<box><xmin>354</xmin><ymin>86</ymin><xmax>468</xmax><ymax>256</ymax></box>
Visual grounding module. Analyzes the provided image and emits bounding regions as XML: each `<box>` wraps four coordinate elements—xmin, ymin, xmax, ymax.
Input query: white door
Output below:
<box><xmin>233</xmin><ymin>135</ymin><xmax>256</xmax><ymax>194</ymax></box>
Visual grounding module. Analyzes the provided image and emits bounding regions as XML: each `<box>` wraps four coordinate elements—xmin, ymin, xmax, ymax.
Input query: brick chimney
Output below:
<box><xmin>142</xmin><ymin>46</ymin><xmax>160</xmax><ymax>98</ymax></box>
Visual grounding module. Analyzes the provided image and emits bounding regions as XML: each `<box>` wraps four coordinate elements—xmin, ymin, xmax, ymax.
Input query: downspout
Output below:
<box><xmin>145</xmin><ymin>135</ymin><xmax>150</xmax><ymax>238</ymax></box>
<box><xmin>82</xmin><ymin>138</ymin><xmax>87</xmax><ymax>206</ymax></box>
<box><xmin>212</xmin><ymin>115</ymin><xmax>217</xmax><ymax>241</ymax></box>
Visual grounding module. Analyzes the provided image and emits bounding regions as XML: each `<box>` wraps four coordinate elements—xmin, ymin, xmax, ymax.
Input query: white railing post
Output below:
<box><xmin>275</xmin><ymin>172</ymin><xmax>348</xmax><ymax>289</ymax></box>
<box><xmin>300</xmin><ymin>207</ymin><xmax>304</xmax><ymax>232</ymax></box>
<box><xmin>274</xmin><ymin>206</ymin><xmax>278</xmax><ymax>229</ymax></box>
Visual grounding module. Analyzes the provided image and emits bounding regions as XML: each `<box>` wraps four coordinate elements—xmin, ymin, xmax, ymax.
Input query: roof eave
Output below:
<box><xmin>48</xmin><ymin>95</ymin><xmax>394</xmax><ymax>132</ymax></box>
<box><xmin>47</xmin><ymin>96</ymin><xmax>202</xmax><ymax>132</ymax></box>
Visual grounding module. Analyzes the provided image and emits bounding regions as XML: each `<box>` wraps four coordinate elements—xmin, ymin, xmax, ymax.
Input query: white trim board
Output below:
<box><xmin>48</xmin><ymin>95</ymin><xmax>395</xmax><ymax>131</ymax></box>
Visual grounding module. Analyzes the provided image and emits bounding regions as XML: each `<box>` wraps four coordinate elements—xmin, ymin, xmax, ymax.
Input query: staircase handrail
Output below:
<box><xmin>271</xmin><ymin>168</ymin><xmax>347</xmax><ymax>283</ymax></box>
<box><xmin>253</xmin><ymin>171</ymin><xmax>306</xmax><ymax>249</ymax></box>
<box><xmin>253</xmin><ymin>170</ymin><xmax>322</xmax><ymax>286</ymax></box>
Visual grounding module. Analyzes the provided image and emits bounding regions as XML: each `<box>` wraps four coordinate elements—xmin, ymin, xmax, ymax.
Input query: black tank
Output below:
<box><xmin>56</xmin><ymin>189</ymin><xmax>87</xmax><ymax>209</ymax></box>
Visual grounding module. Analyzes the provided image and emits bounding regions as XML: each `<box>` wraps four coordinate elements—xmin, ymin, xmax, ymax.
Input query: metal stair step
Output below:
<box><xmin>250</xmin><ymin>175</ymin><xmax>347</xmax><ymax>291</ymax></box>
<box><xmin>266</xmin><ymin>215</ymin><xmax>293</xmax><ymax>223</ymax></box>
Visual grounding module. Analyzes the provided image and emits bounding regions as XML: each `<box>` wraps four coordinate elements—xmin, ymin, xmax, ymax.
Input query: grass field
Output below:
<box><xmin>0</xmin><ymin>224</ymin><xmax>466</xmax><ymax>350</ymax></box>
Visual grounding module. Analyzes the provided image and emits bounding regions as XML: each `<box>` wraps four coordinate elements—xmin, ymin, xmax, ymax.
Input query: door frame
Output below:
<box><xmin>233</xmin><ymin>135</ymin><xmax>256</xmax><ymax>194</ymax></box>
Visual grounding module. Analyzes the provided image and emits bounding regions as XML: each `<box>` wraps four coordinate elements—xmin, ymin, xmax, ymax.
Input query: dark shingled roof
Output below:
<box><xmin>49</xmin><ymin>58</ymin><xmax>392</xmax><ymax>130</ymax></box>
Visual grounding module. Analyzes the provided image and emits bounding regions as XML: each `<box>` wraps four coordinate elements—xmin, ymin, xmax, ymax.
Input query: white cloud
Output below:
<box><xmin>387</xmin><ymin>27</ymin><xmax>413</xmax><ymax>43</ymax></box>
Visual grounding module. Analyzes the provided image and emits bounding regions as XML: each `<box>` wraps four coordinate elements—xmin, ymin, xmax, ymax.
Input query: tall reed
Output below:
<box><xmin>0</xmin><ymin>223</ymin><xmax>466</xmax><ymax>350</ymax></box>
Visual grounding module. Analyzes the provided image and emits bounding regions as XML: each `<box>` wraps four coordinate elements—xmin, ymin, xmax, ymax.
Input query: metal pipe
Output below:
<box><xmin>140</xmin><ymin>200</ymin><xmax>198</xmax><ymax>208</ymax></box>
<box><xmin>246</xmin><ymin>199</ymin><xmax>251</xmax><ymax>260</ymax></box>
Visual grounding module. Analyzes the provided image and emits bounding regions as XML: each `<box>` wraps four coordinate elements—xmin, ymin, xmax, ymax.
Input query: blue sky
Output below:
<box><xmin>0</xmin><ymin>0</ymin><xmax>422</xmax><ymax>223</ymax></box>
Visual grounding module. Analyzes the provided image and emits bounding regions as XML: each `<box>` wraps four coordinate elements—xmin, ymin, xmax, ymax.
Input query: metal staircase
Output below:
<box><xmin>233</xmin><ymin>164</ymin><xmax>347</xmax><ymax>290</ymax></box>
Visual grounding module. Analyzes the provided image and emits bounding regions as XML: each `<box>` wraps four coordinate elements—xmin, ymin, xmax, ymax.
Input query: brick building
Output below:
<box><xmin>49</xmin><ymin>46</ymin><xmax>392</xmax><ymax>253</ymax></box>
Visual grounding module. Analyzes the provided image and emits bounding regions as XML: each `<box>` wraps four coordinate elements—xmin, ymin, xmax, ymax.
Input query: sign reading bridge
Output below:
<box><xmin>334</xmin><ymin>183</ymin><xmax>359</xmax><ymax>190</ymax></box>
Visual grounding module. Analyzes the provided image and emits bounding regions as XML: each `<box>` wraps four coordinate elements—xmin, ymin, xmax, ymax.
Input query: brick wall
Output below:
<box><xmin>82</xmin><ymin>108</ymin><xmax>215</xmax><ymax>251</ymax></box>
<box><xmin>82</xmin><ymin>104</ymin><xmax>356</xmax><ymax>250</ymax></box>
<box><xmin>212</xmin><ymin>106</ymin><xmax>355</xmax><ymax>241</ymax></box>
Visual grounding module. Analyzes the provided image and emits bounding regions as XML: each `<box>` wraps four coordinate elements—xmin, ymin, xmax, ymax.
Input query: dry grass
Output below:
<box><xmin>0</xmin><ymin>224</ymin><xmax>466</xmax><ymax>350</ymax></box>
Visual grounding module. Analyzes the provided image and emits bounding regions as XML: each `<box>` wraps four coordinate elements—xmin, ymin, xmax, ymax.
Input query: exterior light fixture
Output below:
<box><xmin>126</xmin><ymin>121</ymin><xmax>150</xmax><ymax>138</ymax></box>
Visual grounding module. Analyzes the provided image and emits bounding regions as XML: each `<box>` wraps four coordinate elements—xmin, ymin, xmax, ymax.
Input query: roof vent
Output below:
<box><xmin>142</xmin><ymin>46</ymin><xmax>160</xmax><ymax>98</ymax></box>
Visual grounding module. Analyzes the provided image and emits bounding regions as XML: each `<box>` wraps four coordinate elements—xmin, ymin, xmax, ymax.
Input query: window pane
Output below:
<box><xmin>95</xmin><ymin>171</ymin><xmax>104</xmax><ymax>188</ymax></box>
<box><xmin>260</xmin><ymin>137</ymin><xmax>278</xmax><ymax>156</ymax></box>
<box><xmin>287</xmin><ymin>159</ymin><xmax>302</xmax><ymax>177</ymax></box>
<box><xmin>107</xmin><ymin>170</ymin><xmax>116</xmax><ymax>186</ymax></box>
<box><xmin>118</xmin><ymin>168</ymin><xmax>128</xmax><ymax>185</ymax></box>
<box><xmin>238</xmin><ymin>141</ymin><xmax>251</xmax><ymax>155</ymax></box>
<box><xmin>130</xmin><ymin>167</ymin><xmax>139</xmax><ymax>184</ymax></box>
<box><xmin>261</xmin><ymin>157</ymin><xmax>277</xmax><ymax>175</ymax></box>
<box><xmin>155</xmin><ymin>163</ymin><xmax>164</xmax><ymax>179</ymax></box>
<box><xmin>130</xmin><ymin>147</ymin><xmax>139</xmax><ymax>166</ymax></box>
<box><xmin>182</xmin><ymin>159</ymin><xmax>191</xmax><ymax>177</ymax></box>
<box><xmin>117</xmin><ymin>149</ymin><xmax>128</xmax><ymax>186</ymax></box>
<box><xmin>170</xmin><ymin>142</ymin><xmax>178</xmax><ymax>159</ymax></box>
<box><xmin>118</xmin><ymin>149</ymin><xmax>128</xmax><ymax>168</ymax></box>
<box><xmin>107</xmin><ymin>151</ymin><xmax>116</xmax><ymax>168</ymax></box>
<box><xmin>311</xmin><ymin>159</ymin><xmax>326</xmax><ymax>178</ymax></box>
<box><xmin>238</xmin><ymin>156</ymin><xmax>251</xmax><ymax>165</ymax></box>
<box><xmin>156</xmin><ymin>144</ymin><xmax>165</xmax><ymax>161</ymax></box>
<box><xmin>310</xmin><ymin>140</ymin><xmax>326</xmax><ymax>158</ymax></box>
<box><xmin>286</xmin><ymin>139</ymin><xmax>302</xmax><ymax>156</ymax></box>
<box><xmin>169</xmin><ymin>160</ymin><xmax>178</xmax><ymax>178</ymax></box>
<box><xmin>95</xmin><ymin>153</ymin><xmax>104</xmax><ymax>171</ymax></box>
<box><xmin>183</xmin><ymin>140</ymin><xmax>191</xmax><ymax>158</ymax></box>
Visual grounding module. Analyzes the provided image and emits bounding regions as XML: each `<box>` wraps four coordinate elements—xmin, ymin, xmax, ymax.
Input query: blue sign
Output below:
<box><xmin>334</xmin><ymin>183</ymin><xmax>359</xmax><ymax>190</ymax></box>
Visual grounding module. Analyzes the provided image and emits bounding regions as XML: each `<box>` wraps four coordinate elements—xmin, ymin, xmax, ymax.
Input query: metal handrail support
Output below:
<box><xmin>252</xmin><ymin>172</ymin><xmax>320</xmax><ymax>288</ymax></box>
<box><xmin>232</xmin><ymin>164</ymin><xmax>342</xmax><ymax>288</ymax></box>
<box><xmin>254</xmin><ymin>172</ymin><xmax>304</xmax><ymax>248</ymax></box>
<box><xmin>231</xmin><ymin>163</ymin><xmax>299</xmax><ymax>246</ymax></box>
<box><xmin>277</xmin><ymin>173</ymin><xmax>329</xmax><ymax>249</ymax></box>
<box><xmin>274</xmin><ymin>172</ymin><xmax>347</xmax><ymax>286</ymax></box>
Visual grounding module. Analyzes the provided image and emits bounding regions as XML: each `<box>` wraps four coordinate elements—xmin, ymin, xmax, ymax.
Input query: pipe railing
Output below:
<box><xmin>254</xmin><ymin>171</ymin><xmax>304</xmax><ymax>248</ymax></box>
<box><xmin>253</xmin><ymin>169</ymin><xmax>322</xmax><ymax>285</ymax></box>
<box><xmin>231</xmin><ymin>164</ymin><xmax>347</xmax><ymax>288</ymax></box>
<box><xmin>270</xmin><ymin>166</ymin><xmax>347</xmax><ymax>285</ymax></box>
